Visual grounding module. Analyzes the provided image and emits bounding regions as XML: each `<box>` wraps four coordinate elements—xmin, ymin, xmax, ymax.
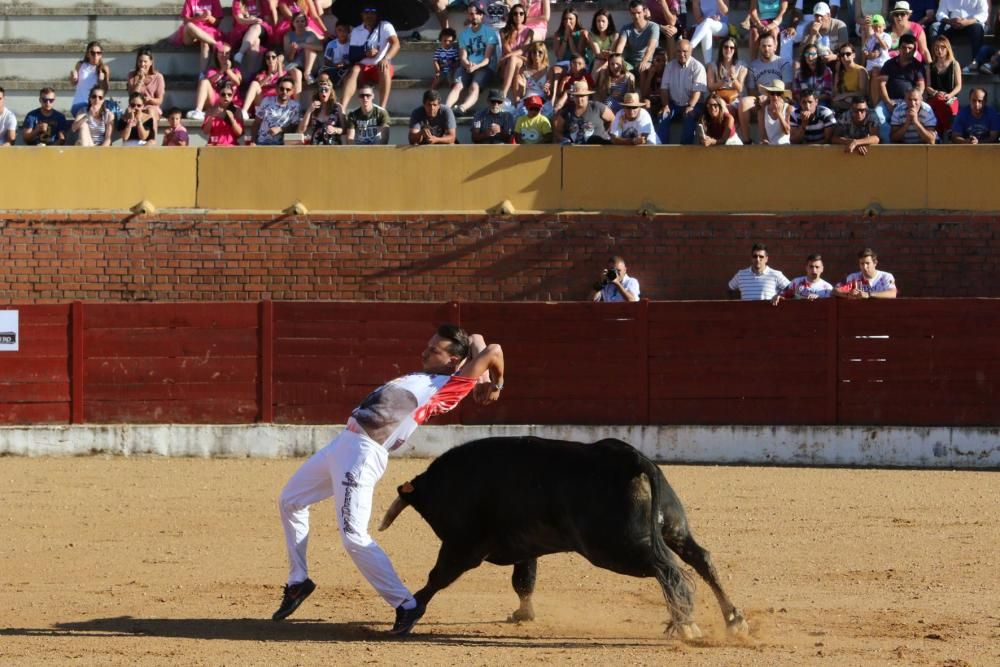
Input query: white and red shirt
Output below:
<box><xmin>782</xmin><ymin>276</ymin><xmax>833</xmax><ymax>299</ymax></box>
<box><xmin>350</xmin><ymin>372</ymin><xmax>476</xmax><ymax>451</ymax></box>
<box><xmin>836</xmin><ymin>270</ymin><xmax>896</xmax><ymax>295</ymax></box>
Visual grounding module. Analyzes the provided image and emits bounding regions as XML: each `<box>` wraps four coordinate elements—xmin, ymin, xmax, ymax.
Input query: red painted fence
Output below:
<box><xmin>1</xmin><ymin>300</ymin><xmax>997</xmax><ymax>427</ymax></box>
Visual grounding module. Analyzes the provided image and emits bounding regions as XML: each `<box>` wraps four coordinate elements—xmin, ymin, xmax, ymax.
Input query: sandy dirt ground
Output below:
<box><xmin>0</xmin><ymin>457</ymin><xmax>997</xmax><ymax>666</ymax></box>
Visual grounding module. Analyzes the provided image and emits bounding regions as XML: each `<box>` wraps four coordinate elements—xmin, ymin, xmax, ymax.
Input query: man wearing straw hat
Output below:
<box><xmin>554</xmin><ymin>80</ymin><xmax>615</xmax><ymax>144</ymax></box>
<box><xmin>610</xmin><ymin>92</ymin><xmax>660</xmax><ymax>144</ymax></box>
<box><xmin>656</xmin><ymin>39</ymin><xmax>707</xmax><ymax>144</ymax></box>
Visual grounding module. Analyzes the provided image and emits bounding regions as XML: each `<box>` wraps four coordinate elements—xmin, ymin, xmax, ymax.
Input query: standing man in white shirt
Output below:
<box><xmin>728</xmin><ymin>243</ymin><xmax>792</xmax><ymax>300</ymax></box>
<box><xmin>592</xmin><ymin>256</ymin><xmax>641</xmax><ymax>302</ymax></box>
<box><xmin>834</xmin><ymin>247</ymin><xmax>898</xmax><ymax>299</ymax></box>
<box><xmin>771</xmin><ymin>253</ymin><xmax>834</xmax><ymax>304</ymax></box>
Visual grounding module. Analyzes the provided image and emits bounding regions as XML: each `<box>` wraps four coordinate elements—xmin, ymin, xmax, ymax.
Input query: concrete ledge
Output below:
<box><xmin>1</xmin><ymin>424</ymin><xmax>997</xmax><ymax>468</ymax></box>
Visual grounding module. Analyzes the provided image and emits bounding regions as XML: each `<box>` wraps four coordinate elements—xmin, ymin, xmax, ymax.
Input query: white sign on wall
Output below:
<box><xmin>0</xmin><ymin>310</ymin><xmax>19</xmax><ymax>351</ymax></box>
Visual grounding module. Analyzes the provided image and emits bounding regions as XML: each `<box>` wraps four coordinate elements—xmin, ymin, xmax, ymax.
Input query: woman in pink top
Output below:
<box><xmin>172</xmin><ymin>0</ymin><xmax>224</xmax><ymax>74</ymax></box>
<box><xmin>127</xmin><ymin>47</ymin><xmax>166</xmax><ymax>123</ymax></box>
<box><xmin>523</xmin><ymin>0</ymin><xmax>550</xmax><ymax>42</ymax></box>
<box><xmin>888</xmin><ymin>5</ymin><xmax>930</xmax><ymax>62</ymax></box>
<box><xmin>242</xmin><ymin>48</ymin><xmax>301</xmax><ymax>117</ymax></box>
<box><xmin>230</xmin><ymin>0</ymin><xmax>278</xmax><ymax>74</ymax></box>
<box><xmin>202</xmin><ymin>82</ymin><xmax>245</xmax><ymax>145</ymax></box>
<box><xmin>498</xmin><ymin>4</ymin><xmax>533</xmax><ymax>100</ymax></box>
<box><xmin>273</xmin><ymin>0</ymin><xmax>326</xmax><ymax>46</ymax></box>
<box><xmin>185</xmin><ymin>44</ymin><xmax>244</xmax><ymax>120</ymax></box>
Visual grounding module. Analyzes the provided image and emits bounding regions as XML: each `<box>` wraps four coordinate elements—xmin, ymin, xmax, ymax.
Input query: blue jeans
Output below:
<box><xmin>873</xmin><ymin>101</ymin><xmax>894</xmax><ymax>144</ymax></box>
<box><xmin>931</xmin><ymin>21</ymin><xmax>986</xmax><ymax>65</ymax></box>
<box><xmin>656</xmin><ymin>102</ymin><xmax>705</xmax><ymax>144</ymax></box>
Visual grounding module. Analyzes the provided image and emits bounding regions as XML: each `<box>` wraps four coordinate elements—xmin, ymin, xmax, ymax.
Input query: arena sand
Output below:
<box><xmin>0</xmin><ymin>457</ymin><xmax>996</xmax><ymax>666</ymax></box>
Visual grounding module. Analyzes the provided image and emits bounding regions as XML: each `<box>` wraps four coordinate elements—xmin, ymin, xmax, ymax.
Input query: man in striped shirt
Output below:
<box><xmin>728</xmin><ymin>243</ymin><xmax>791</xmax><ymax>300</ymax></box>
<box><xmin>790</xmin><ymin>90</ymin><xmax>836</xmax><ymax>144</ymax></box>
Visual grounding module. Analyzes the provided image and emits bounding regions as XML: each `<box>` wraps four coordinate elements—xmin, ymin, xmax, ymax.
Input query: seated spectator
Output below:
<box><xmin>446</xmin><ymin>2</ymin><xmax>501</xmax><ymax>115</ymax></box>
<box><xmin>790</xmin><ymin>89</ymin><xmax>836</xmax><ymax>143</ymax></box>
<box><xmin>409</xmin><ymin>90</ymin><xmax>457</xmax><ymax>145</ymax></box>
<box><xmin>496</xmin><ymin>5</ymin><xmax>531</xmax><ymax>101</ymax></box>
<box><xmin>118</xmin><ymin>92</ymin><xmax>157</xmax><ymax>145</ymax></box>
<box><xmin>522</xmin><ymin>0</ymin><xmax>550</xmax><ymax>43</ymax></box>
<box><xmin>22</xmin><ymin>88</ymin><xmax>68</xmax><ymax>146</ymax></box>
<box><xmin>341</xmin><ymin>5</ymin><xmax>401</xmax><ymax>111</ymax></box>
<box><xmin>554</xmin><ymin>81</ymin><xmax>614</xmax><ymax>144</ymax></box>
<box><xmin>433</xmin><ymin>28</ymin><xmax>461</xmax><ymax>92</ymax></box>
<box><xmin>0</xmin><ymin>87</ymin><xmax>15</xmax><ymax>145</ymax></box>
<box><xmin>950</xmin><ymin>87</ymin><xmax>999</xmax><ymax>144</ymax></box>
<box><xmin>321</xmin><ymin>21</ymin><xmax>353</xmax><ymax>88</ymax></box>
<box><xmin>230</xmin><ymin>0</ymin><xmax>275</xmax><ymax>73</ymax></box>
<box><xmin>203</xmin><ymin>83</ymin><xmax>245</xmax><ymax>145</ymax></box>
<box><xmin>298</xmin><ymin>80</ymin><xmax>346</xmax><ymax>145</ymax></box>
<box><xmin>591</xmin><ymin>256</ymin><xmax>639</xmax><ymax>302</ymax></box>
<box><xmin>587</xmin><ymin>7</ymin><xmax>619</xmax><ymax>78</ymax></box>
<box><xmin>931</xmin><ymin>0</ymin><xmax>989</xmax><ymax>71</ymax></box>
<box><xmin>772</xmin><ymin>253</ymin><xmax>833</xmax><ymax>304</ymax></box>
<box><xmin>553</xmin><ymin>53</ymin><xmax>596</xmax><ymax>112</ymax></box>
<box><xmin>610</xmin><ymin>92</ymin><xmax>660</xmax><ymax>144</ymax></box>
<box><xmin>513</xmin><ymin>95</ymin><xmax>551</xmax><ymax>143</ymax></box>
<box><xmin>698</xmin><ymin>93</ymin><xmax>742</xmax><ymax>145</ymax></box>
<box><xmin>890</xmin><ymin>87</ymin><xmax>937</xmax><ymax>143</ymax></box>
<box><xmin>127</xmin><ymin>47</ymin><xmax>165</xmax><ymax>123</ymax></box>
<box><xmin>71</xmin><ymin>85</ymin><xmax>114</xmax><ymax>146</ymax></box>
<box><xmin>345</xmin><ymin>85</ymin><xmax>390</xmax><ymax>145</ymax></box>
<box><xmin>614</xmin><ymin>1</ymin><xmax>660</xmax><ymax>74</ymax></box>
<box><xmin>835</xmin><ymin>247</ymin><xmax>897</xmax><ymax>299</ymax></box>
<box><xmin>757</xmin><ymin>79</ymin><xmax>792</xmax><ymax>144</ymax></box>
<box><xmin>471</xmin><ymin>89</ymin><xmax>515</xmax><ymax>143</ymax></box>
<box><xmin>793</xmin><ymin>45</ymin><xmax>833</xmax><ymax>107</ymax></box>
<box><xmin>737</xmin><ymin>33</ymin><xmax>792</xmax><ymax>143</ymax></box>
<box><xmin>688</xmin><ymin>0</ymin><xmax>729</xmax><ymax>65</ymax></box>
<box><xmin>862</xmin><ymin>14</ymin><xmax>892</xmax><ymax>104</ymax></box>
<box><xmin>512</xmin><ymin>41</ymin><xmax>554</xmax><ymax>112</ymax></box>
<box><xmin>161</xmin><ymin>107</ymin><xmax>190</xmax><ymax>146</ymax></box>
<box><xmin>187</xmin><ymin>45</ymin><xmax>244</xmax><ymax>121</ymax></box>
<box><xmin>657</xmin><ymin>40</ymin><xmax>708</xmax><ymax>144</ymax></box>
<box><xmin>273</xmin><ymin>0</ymin><xmax>325</xmax><ymax>45</ymax></box>
<box><xmin>874</xmin><ymin>32</ymin><xmax>924</xmax><ymax>143</ymax></box>
<box><xmin>748</xmin><ymin>0</ymin><xmax>787</xmax><ymax>61</ymax></box>
<box><xmin>596</xmin><ymin>52</ymin><xmax>635</xmax><ymax>114</ymax></box>
<box><xmin>242</xmin><ymin>50</ymin><xmax>300</xmax><ymax>119</ymax></box>
<box><xmin>797</xmin><ymin>2</ymin><xmax>848</xmax><ymax>63</ymax></box>
<box><xmin>728</xmin><ymin>243</ymin><xmax>791</xmax><ymax>301</ymax></box>
<box><xmin>855</xmin><ymin>0</ymin><xmax>890</xmax><ymax>37</ymax></box>
<box><xmin>888</xmin><ymin>2</ymin><xmax>931</xmax><ymax>63</ymax></box>
<box><xmin>706</xmin><ymin>38</ymin><xmax>746</xmax><ymax>115</ymax></box>
<box><xmin>172</xmin><ymin>0</ymin><xmax>224</xmax><ymax>74</ymax></box>
<box><xmin>251</xmin><ymin>77</ymin><xmax>300</xmax><ymax>145</ymax></box>
<box><xmin>70</xmin><ymin>41</ymin><xmax>111</xmax><ymax>118</ymax></box>
<box><xmin>925</xmin><ymin>36</ymin><xmax>961</xmax><ymax>136</ymax></box>
<box><xmin>553</xmin><ymin>7</ymin><xmax>591</xmax><ymax>70</ymax></box>
<box><xmin>640</xmin><ymin>48</ymin><xmax>668</xmax><ymax>117</ymax></box>
<box><xmin>833</xmin><ymin>96</ymin><xmax>880</xmax><ymax>154</ymax></box>
<box><xmin>284</xmin><ymin>14</ymin><xmax>323</xmax><ymax>86</ymax></box>
<box><xmin>831</xmin><ymin>44</ymin><xmax>867</xmax><ymax>113</ymax></box>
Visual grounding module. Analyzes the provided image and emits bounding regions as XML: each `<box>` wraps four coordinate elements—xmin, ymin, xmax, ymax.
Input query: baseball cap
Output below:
<box><xmin>467</xmin><ymin>0</ymin><xmax>485</xmax><ymax>14</ymax></box>
<box><xmin>487</xmin><ymin>89</ymin><xmax>505</xmax><ymax>103</ymax></box>
<box><xmin>523</xmin><ymin>95</ymin><xmax>543</xmax><ymax>110</ymax></box>
<box><xmin>891</xmin><ymin>1</ymin><xmax>911</xmax><ymax>13</ymax></box>
<box><xmin>870</xmin><ymin>14</ymin><xmax>886</xmax><ymax>26</ymax></box>
<box><xmin>812</xmin><ymin>2</ymin><xmax>831</xmax><ymax>16</ymax></box>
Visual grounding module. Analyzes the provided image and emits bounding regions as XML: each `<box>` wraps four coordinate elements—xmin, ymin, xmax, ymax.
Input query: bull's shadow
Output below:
<box><xmin>0</xmin><ymin>616</ymin><xmax>689</xmax><ymax>650</ymax></box>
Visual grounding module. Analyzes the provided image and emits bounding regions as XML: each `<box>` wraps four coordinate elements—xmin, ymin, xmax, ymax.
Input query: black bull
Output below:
<box><xmin>379</xmin><ymin>436</ymin><xmax>748</xmax><ymax>638</ymax></box>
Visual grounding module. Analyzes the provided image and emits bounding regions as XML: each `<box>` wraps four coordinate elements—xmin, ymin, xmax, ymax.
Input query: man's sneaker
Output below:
<box><xmin>982</xmin><ymin>62</ymin><xmax>994</xmax><ymax>74</ymax></box>
<box><xmin>962</xmin><ymin>62</ymin><xmax>980</xmax><ymax>74</ymax></box>
<box><xmin>185</xmin><ymin>109</ymin><xmax>205</xmax><ymax>121</ymax></box>
<box><xmin>389</xmin><ymin>602</ymin><xmax>426</xmax><ymax>636</ymax></box>
<box><xmin>272</xmin><ymin>578</ymin><xmax>316</xmax><ymax>621</ymax></box>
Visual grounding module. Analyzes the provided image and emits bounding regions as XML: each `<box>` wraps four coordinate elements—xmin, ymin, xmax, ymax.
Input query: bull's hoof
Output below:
<box><xmin>726</xmin><ymin>614</ymin><xmax>750</xmax><ymax>636</ymax></box>
<box><xmin>507</xmin><ymin>606</ymin><xmax>535</xmax><ymax>623</ymax></box>
<box><xmin>664</xmin><ymin>622</ymin><xmax>702</xmax><ymax>641</ymax></box>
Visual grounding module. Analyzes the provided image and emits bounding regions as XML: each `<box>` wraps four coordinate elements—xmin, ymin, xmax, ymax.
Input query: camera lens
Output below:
<box><xmin>605</xmin><ymin>268</ymin><xmax>617</xmax><ymax>281</ymax></box>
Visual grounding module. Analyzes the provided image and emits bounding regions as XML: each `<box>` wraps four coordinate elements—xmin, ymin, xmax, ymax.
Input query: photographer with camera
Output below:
<box><xmin>591</xmin><ymin>256</ymin><xmax>641</xmax><ymax>302</ymax></box>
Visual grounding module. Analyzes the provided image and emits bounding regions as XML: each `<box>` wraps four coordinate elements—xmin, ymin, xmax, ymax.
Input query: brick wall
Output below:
<box><xmin>2</xmin><ymin>212</ymin><xmax>997</xmax><ymax>302</ymax></box>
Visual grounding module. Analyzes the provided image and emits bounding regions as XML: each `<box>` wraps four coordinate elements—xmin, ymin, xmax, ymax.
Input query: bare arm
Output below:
<box><xmin>458</xmin><ymin>335</ymin><xmax>505</xmax><ymax>403</ymax></box>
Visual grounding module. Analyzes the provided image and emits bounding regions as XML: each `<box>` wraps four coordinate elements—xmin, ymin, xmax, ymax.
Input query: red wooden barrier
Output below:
<box><xmin>0</xmin><ymin>300</ymin><xmax>996</xmax><ymax>427</ymax></box>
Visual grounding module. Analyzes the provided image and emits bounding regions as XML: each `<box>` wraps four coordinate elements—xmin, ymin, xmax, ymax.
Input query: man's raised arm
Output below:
<box><xmin>458</xmin><ymin>334</ymin><xmax>504</xmax><ymax>403</ymax></box>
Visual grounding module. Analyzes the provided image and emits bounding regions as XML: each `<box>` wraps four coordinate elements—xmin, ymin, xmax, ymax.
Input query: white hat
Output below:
<box><xmin>812</xmin><ymin>2</ymin><xmax>831</xmax><ymax>15</ymax></box>
<box><xmin>891</xmin><ymin>1</ymin><xmax>911</xmax><ymax>13</ymax></box>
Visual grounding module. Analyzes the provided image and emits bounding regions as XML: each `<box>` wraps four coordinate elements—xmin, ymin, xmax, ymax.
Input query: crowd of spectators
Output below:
<box><xmin>0</xmin><ymin>0</ymin><xmax>998</xmax><ymax>146</ymax></box>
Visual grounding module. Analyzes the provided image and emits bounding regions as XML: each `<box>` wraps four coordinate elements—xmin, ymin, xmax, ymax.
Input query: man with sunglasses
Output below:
<box><xmin>832</xmin><ymin>96</ymin><xmax>880</xmax><ymax>155</ymax></box>
<box><xmin>22</xmin><ymin>87</ymin><xmax>68</xmax><ymax>146</ymax></box>
<box><xmin>0</xmin><ymin>87</ymin><xmax>15</xmax><ymax>145</ymax></box>
<box><xmin>728</xmin><ymin>243</ymin><xmax>791</xmax><ymax>301</ymax></box>
<box><xmin>346</xmin><ymin>85</ymin><xmax>391</xmax><ymax>144</ymax></box>
<box><xmin>471</xmin><ymin>89</ymin><xmax>514</xmax><ymax>143</ymax></box>
<box><xmin>252</xmin><ymin>76</ymin><xmax>301</xmax><ymax>145</ymax></box>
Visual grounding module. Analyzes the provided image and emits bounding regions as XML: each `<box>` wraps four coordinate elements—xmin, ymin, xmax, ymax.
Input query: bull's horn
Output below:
<box><xmin>378</xmin><ymin>495</ymin><xmax>410</xmax><ymax>531</ymax></box>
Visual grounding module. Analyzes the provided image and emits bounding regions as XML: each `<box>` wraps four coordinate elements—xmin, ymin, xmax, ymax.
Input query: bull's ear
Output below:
<box><xmin>399</xmin><ymin>481</ymin><xmax>415</xmax><ymax>495</ymax></box>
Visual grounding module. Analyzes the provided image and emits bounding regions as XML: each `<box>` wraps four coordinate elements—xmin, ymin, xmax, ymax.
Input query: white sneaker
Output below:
<box><xmin>185</xmin><ymin>109</ymin><xmax>205</xmax><ymax>121</ymax></box>
<box><xmin>962</xmin><ymin>63</ymin><xmax>980</xmax><ymax>74</ymax></box>
<box><xmin>982</xmin><ymin>63</ymin><xmax>994</xmax><ymax>74</ymax></box>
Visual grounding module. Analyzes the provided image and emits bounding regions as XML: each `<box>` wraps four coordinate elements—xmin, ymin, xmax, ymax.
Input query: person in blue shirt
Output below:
<box><xmin>950</xmin><ymin>87</ymin><xmax>999</xmax><ymax>144</ymax></box>
<box><xmin>22</xmin><ymin>88</ymin><xmax>69</xmax><ymax>145</ymax></box>
<box><xmin>445</xmin><ymin>1</ymin><xmax>501</xmax><ymax>115</ymax></box>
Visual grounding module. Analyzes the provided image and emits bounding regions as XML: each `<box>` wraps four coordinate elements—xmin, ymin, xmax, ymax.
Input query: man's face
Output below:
<box><xmin>422</xmin><ymin>334</ymin><xmax>459</xmax><ymax>373</ymax></box>
<box><xmin>676</xmin><ymin>43</ymin><xmax>691</xmax><ymax>66</ymax></box>
<box><xmin>362</xmin><ymin>9</ymin><xmax>377</xmax><ymax>28</ymax></box>
<box><xmin>751</xmin><ymin>249</ymin><xmax>768</xmax><ymax>272</ymax></box>
<box><xmin>441</xmin><ymin>34</ymin><xmax>454</xmax><ymax>48</ymax></box>
<box><xmin>899</xmin><ymin>41</ymin><xmax>915</xmax><ymax>61</ymax></box>
<box><xmin>859</xmin><ymin>256</ymin><xmax>877</xmax><ymax>278</ymax></box>
<box><xmin>40</xmin><ymin>92</ymin><xmax>57</xmax><ymax>113</ymax></box>
<box><xmin>630</xmin><ymin>5</ymin><xmax>646</xmax><ymax>26</ymax></box>
<box><xmin>970</xmin><ymin>91</ymin><xmax>986</xmax><ymax>115</ymax></box>
<box><xmin>759</xmin><ymin>37</ymin><xmax>776</xmax><ymax>59</ymax></box>
<box><xmin>851</xmin><ymin>102</ymin><xmax>868</xmax><ymax>124</ymax></box>
<box><xmin>277</xmin><ymin>81</ymin><xmax>293</xmax><ymax>102</ymax></box>
<box><xmin>906</xmin><ymin>91</ymin><xmax>921</xmax><ymax>111</ymax></box>
<box><xmin>608</xmin><ymin>260</ymin><xmax>626</xmax><ymax>278</ymax></box>
<box><xmin>424</xmin><ymin>99</ymin><xmax>440</xmax><ymax>117</ymax></box>
<box><xmin>359</xmin><ymin>89</ymin><xmax>374</xmax><ymax>110</ymax></box>
<box><xmin>800</xmin><ymin>96</ymin><xmax>817</xmax><ymax>115</ymax></box>
<box><xmin>336</xmin><ymin>24</ymin><xmax>350</xmax><ymax>41</ymax></box>
<box><xmin>806</xmin><ymin>260</ymin><xmax>823</xmax><ymax>281</ymax></box>
<box><xmin>574</xmin><ymin>93</ymin><xmax>589</xmax><ymax>108</ymax></box>
<box><xmin>468</xmin><ymin>7</ymin><xmax>483</xmax><ymax>26</ymax></box>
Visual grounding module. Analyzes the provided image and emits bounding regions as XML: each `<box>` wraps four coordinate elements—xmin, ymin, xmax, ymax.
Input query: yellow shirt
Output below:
<box><xmin>514</xmin><ymin>113</ymin><xmax>552</xmax><ymax>144</ymax></box>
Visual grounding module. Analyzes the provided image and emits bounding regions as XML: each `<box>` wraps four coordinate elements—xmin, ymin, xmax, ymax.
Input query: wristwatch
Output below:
<box><xmin>491</xmin><ymin>382</ymin><xmax>504</xmax><ymax>391</ymax></box>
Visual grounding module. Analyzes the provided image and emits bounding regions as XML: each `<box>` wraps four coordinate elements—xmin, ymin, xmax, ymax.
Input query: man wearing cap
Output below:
<box><xmin>446</xmin><ymin>1</ymin><xmax>501</xmax><ymax>115</ymax></box>
<box><xmin>790</xmin><ymin>89</ymin><xmax>836</xmax><ymax>143</ymax></box>
<box><xmin>471</xmin><ymin>89</ymin><xmax>515</xmax><ymax>143</ymax></box>
<box><xmin>798</xmin><ymin>3</ymin><xmax>849</xmax><ymax>63</ymax></box>
<box><xmin>931</xmin><ymin>0</ymin><xmax>989</xmax><ymax>70</ymax></box>
<box><xmin>950</xmin><ymin>88</ymin><xmax>1000</xmax><ymax>144</ymax></box>
<box><xmin>514</xmin><ymin>95</ymin><xmax>551</xmax><ymax>143</ymax></box>
<box><xmin>656</xmin><ymin>39</ymin><xmax>707</xmax><ymax>144</ymax></box>
<box><xmin>554</xmin><ymin>80</ymin><xmax>614</xmax><ymax>144</ymax></box>
<box><xmin>783</xmin><ymin>0</ymin><xmax>842</xmax><ymax>61</ymax></box>
<box><xmin>738</xmin><ymin>33</ymin><xmax>792</xmax><ymax>143</ymax></box>
<box><xmin>408</xmin><ymin>90</ymin><xmax>456</xmax><ymax>145</ymax></box>
<box><xmin>340</xmin><ymin>5</ymin><xmax>401</xmax><ymax>111</ymax></box>
<box><xmin>832</xmin><ymin>96</ymin><xmax>880</xmax><ymax>154</ymax></box>
<box><xmin>874</xmin><ymin>32</ymin><xmax>924</xmax><ymax>142</ymax></box>
<box><xmin>614</xmin><ymin>1</ymin><xmax>661</xmax><ymax>73</ymax></box>
<box><xmin>610</xmin><ymin>92</ymin><xmax>660</xmax><ymax>145</ymax></box>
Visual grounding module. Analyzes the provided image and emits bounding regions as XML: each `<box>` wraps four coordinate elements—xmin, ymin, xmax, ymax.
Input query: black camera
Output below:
<box><xmin>605</xmin><ymin>268</ymin><xmax>618</xmax><ymax>282</ymax></box>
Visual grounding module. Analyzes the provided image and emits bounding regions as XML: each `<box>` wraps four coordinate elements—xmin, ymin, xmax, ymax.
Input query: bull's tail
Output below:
<box><xmin>643</xmin><ymin>458</ymin><xmax>695</xmax><ymax>624</ymax></box>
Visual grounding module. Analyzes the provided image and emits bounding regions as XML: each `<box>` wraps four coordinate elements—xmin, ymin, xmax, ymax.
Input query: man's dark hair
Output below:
<box><xmin>751</xmin><ymin>242</ymin><xmax>767</xmax><ymax>255</ymax></box>
<box><xmin>423</xmin><ymin>89</ymin><xmax>441</xmax><ymax>103</ymax></box>
<box><xmin>806</xmin><ymin>253</ymin><xmax>823</xmax><ymax>262</ymax></box>
<box><xmin>850</xmin><ymin>96</ymin><xmax>868</xmax><ymax>107</ymax></box>
<box><xmin>970</xmin><ymin>87</ymin><xmax>987</xmax><ymax>101</ymax></box>
<box><xmin>166</xmin><ymin>106</ymin><xmax>183</xmax><ymax>117</ymax></box>
<box><xmin>437</xmin><ymin>324</ymin><xmax>470</xmax><ymax>359</ymax></box>
<box><xmin>628</xmin><ymin>0</ymin><xmax>646</xmax><ymax>9</ymax></box>
<box><xmin>857</xmin><ymin>247</ymin><xmax>878</xmax><ymax>261</ymax></box>
<box><xmin>800</xmin><ymin>89</ymin><xmax>817</xmax><ymax>101</ymax></box>
<box><xmin>898</xmin><ymin>33</ymin><xmax>916</xmax><ymax>46</ymax></box>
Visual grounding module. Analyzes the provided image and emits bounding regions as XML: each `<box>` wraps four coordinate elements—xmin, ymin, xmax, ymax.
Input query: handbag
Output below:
<box><xmin>348</xmin><ymin>24</ymin><xmax>381</xmax><ymax>64</ymax></box>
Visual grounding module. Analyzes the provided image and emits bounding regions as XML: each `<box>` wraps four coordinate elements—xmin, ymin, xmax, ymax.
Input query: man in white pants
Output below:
<box><xmin>273</xmin><ymin>324</ymin><xmax>505</xmax><ymax>635</ymax></box>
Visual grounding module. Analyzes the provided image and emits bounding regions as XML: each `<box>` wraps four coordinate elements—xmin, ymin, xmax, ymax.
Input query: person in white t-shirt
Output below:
<box><xmin>591</xmin><ymin>255</ymin><xmax>641</xmax><ymax>302</ymax></box>
<box><xmin>728</xmin><ymin>242</ymin><xmax>791</xmax><ymax>300</ymax></box>
<box><xmin>772</xmin><ymin>253</ymin><xmax>834</xmax><ymax>304</ymax></box>
<box><xmin>340</xmin><ymin>6</ymin><xmax>401</xmax><ymax>111</ymax></box>
<box><xmin>835</xmin><ymin>247</ymin><xmax>898</xmax><ymax>298</ymax></box>
<box><xmin>610</xmin><ymin>92</ymin><xmax>660</xmax><ymax>144</ymax></box>
<box><xmin>273</xmin><ymin>324</ymin><xmax>504</xmax><ymax>636</ymax></box>
<box><xmin>0</xmin><ymin>87</ymin><xmax>17</xmax><ymax>145</ymax></box>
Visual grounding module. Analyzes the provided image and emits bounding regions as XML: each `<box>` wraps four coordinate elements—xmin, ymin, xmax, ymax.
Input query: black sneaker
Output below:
<box><xmin>272</xmin><ymin>578</ymin><xmax>316</xmax><ymax>621</ymax></box>
<box><xmin>389</xmin><ymin>602</ymin><xmax>426</xmax><ymax>636</ymax></box>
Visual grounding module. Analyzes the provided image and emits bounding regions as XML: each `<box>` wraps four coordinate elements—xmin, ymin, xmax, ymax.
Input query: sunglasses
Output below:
<box><xmin>722</xmin><ymin>44</ymin><xmax>736</xmax><ymax>49</ymax></box>
<box><xmin>42</xmin><ymin>97</ymin><xmax>56</xmax><ymax>103</ymax></box>
<box><xmin>90</xmin><ymin>94</ymin><xmax>104</xmax><ymax>100</ymax></box>
<box><xmin>220</xmin><ymin>91</ymin><xmax>234</xmax><ymax>97</ymax></box>
<box><xmin>752</xmin><ymin>254</ymin><xmax>767</xmax><ymax>259</ymax></box>
<box><xmin>265</xmin><ymin>54</ymin><xmax>279</xmax><ymax>60</ymax></box>
<box><xmin>840</xmin><ymin>51</ymin><xmax>854</xmax><ymax>56</ymax></box>
<box><xmin>279</xmin><ymin>86</ymin><xmax>294</xmax><ymax>92</ymax></box>
<box><xmin>89</xmin><ymin>49</ymin><xmax>102</xmax><ymax>55</ymax></box>
<box><xmin>319</xmin><ymin>85</ymin><xmax>332</xmax><ymax>91</ymax></box>
<box><xmin>707</xmin><ymin>103</ymin><xmax>721</xmax><ymax>108</ymax></box>
<box><xmin>804</xmin><ymin>51</ymin><xmax>818</xmax><ymax>56</ymax></box>
<box><xmin>359</xmin><ymin>93</ymin><xmax>373</xmax><ymax>98</ymax></box>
